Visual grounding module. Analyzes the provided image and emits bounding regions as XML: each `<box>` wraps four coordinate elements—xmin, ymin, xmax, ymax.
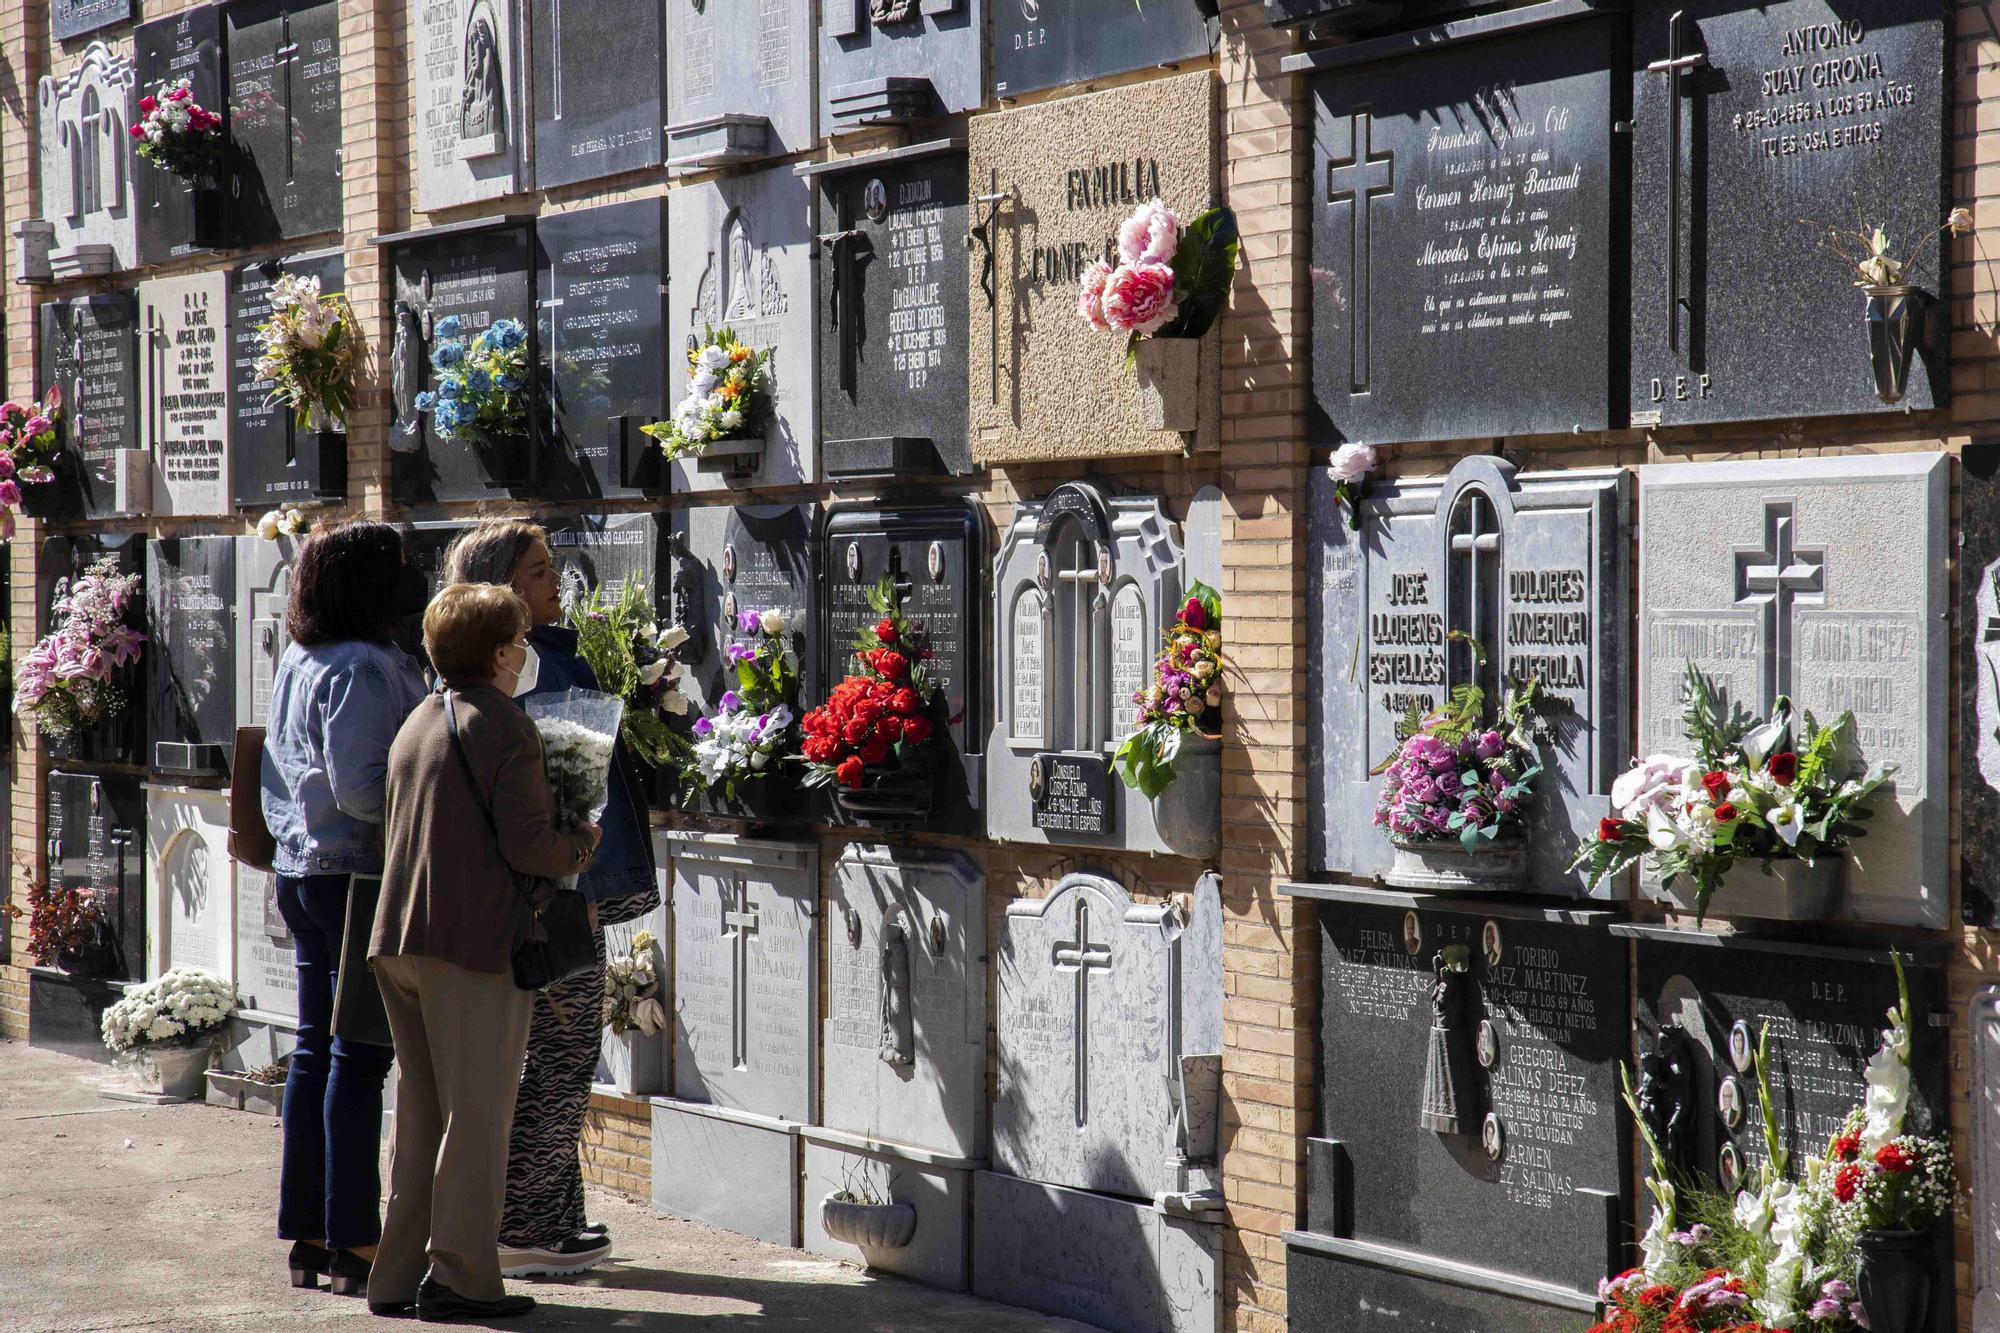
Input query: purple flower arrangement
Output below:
<box><xmin>15</xmin><ymin>559</ymin><xmax>146</xmax><ymax>742</ymax></box>
<box><xmin>1372</xmin><ymin>703</ymin><xmax>1540</xmax><ymax>852</ymax></box>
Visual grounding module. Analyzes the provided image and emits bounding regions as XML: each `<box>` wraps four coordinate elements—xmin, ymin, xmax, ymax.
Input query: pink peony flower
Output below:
<box><xmin>0</xmin><ymin>480</ymin><xmax>23</xmax><ymax>507</ymax></box>
<box><xmin>1330</xmin><ymin>441</ymin><xmax>1378</xmax><ymax>484</ymax></box>
<box><xmin>1076</xmin><ymin>259</ymin><xmax>1114</xmax><ymax>333</ymax></box>
<box><xmin>1117</xmin><ymin>197</ymin><xmax>1181</xmax><ymax>266</ymax></box>
<box><xmin>1101</xmin><ymin>262</ymin><xmax>1179</xmax><ymax>335</ymax></box>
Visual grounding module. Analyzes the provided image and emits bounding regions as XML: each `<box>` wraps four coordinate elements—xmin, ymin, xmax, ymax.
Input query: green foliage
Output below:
<box><xmin>1153</xmin><ymin>206</ymin><xmax>1240</xmax><ymax>344</ymax></box>
<box><xmin>566</xmin><ymin>579</ymin><xmax>690</xmax><ymax>773</ymax></box>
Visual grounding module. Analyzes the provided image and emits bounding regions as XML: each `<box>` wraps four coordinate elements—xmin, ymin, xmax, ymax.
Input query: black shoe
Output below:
<box><xmin>327</xmin><ymin>1249</ymin><xmax>372</xmax><ymax>1297</ymax></box>
<box><xmin>578</xmin><ymin>1221</ymin><xmax>609</xmax><ymax>1240</ymax></box>
<box><xmin>417</xmin><ymin>1278</ymin><xmax>535</xmax><ymax>1323</ymax></box>
<box><xmin>369</xmin><ymin>1299</ymin><xmax>417</xmax><ymax>1318</ymax></box>
<box><xmin>288</xmin><ymin>1240</ymin><xmax>330</xmax><ymax>1289</ymax></box>
<box><xmin>496</xmin><ymin>1231</ymin><xmax>611</xmax><ymax>1277</ymax></box>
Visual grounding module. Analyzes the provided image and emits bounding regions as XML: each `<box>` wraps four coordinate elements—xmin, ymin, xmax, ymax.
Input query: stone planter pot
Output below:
<box><xmin>1855</xmin><ymin>1227</ymin><xmax>1935</xmax><ymax>1333</ymax></box>
<box><xmin>1647</xmin><ymin>856</ymin><xmax>1842</xmax><ymax>922</ymax></box>
<box><xmin>599</xmin><ymin>1027</ymin><xmax>664</xmax><ymax>1097</ymax></box>
<box><xmin>188</xmin><ymin>184</ymin><xmax>226</xmax><ymax>250</ymax></box>
<box><xmin>835</xmin><ymin>778</ymin><xmax>934</xmax><ymax>824</ymax></box>
<box><xmin>206</xmin><ymin>1069</ymin><xmax>286</xmax><ymax>1117</ymax></box>
<box><xmin>819</xmin><ymin>1194</ymin><xmax>917</xmax><ymax>1250</ymax></box>
<box><xmin>471</xmin><ymin>431</ymin><xmax>534</xmax><ymax>490</ymax></box>
<box><xmin>1384</xmin><ymin>836</ymin><xmax>1527</xmax><ymax>893</ymax></box>
<box><xmin>1135</xmin><ymin>336</ymin><xmax>1200</xmax><ymax>432</ymax></box>
<box><xmin>693</xmin><ymin>434</ymin><xmax>765</xmax><ymax>480</ymax></box>
<box><xmin>1151</xmin><ymin>732</ymin><xmax>1221</xmax><ymax>860</ymax></box>
<box><xmin>126</xmin><ymin>1043</ymin><xmax>213</xmax><ymax>1101</ymax></box>
<box><xmin>1863</xmin><ymin>284</ymin><xmax>1920</xmax><ymax>405</ymax></box>
<box><xmin>306</xmin><ymin>429</ymin><xmax>349</xmax><ymax>499</ymax></box>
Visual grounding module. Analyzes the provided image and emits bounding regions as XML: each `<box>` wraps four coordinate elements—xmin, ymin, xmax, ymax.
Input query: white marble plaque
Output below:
<box><xmin>34</xmin><ymin>42</ymin><xmax>138</xmax><ymax>279</ymax></box>
<box><xmin>139</xmin><ymin>271</ymin><xmax>232</xmax><ymax>516</ymax></box>
<box><xmin>1110</xmin><ymin>584</ymin><xmax>1148</xmax><ymax>745</ymax></box>
<box><xmin>233</xmin><ymin>864</ymin><xmax>297</xmax><ymax>1020</ymax></box>
<box><xmin>411</xmin><ymin>0</ymin><xmax>528</xmax><ymax>210</ymax></box>
<box><xmin>235</xmin><ymin>536</ymin><xmax>298</xmax><ymax>730</ymax></box>
<box><xmin>146</xmin><ymin>787</ymin><xmax>231</xmax><ymax>981</ymax></box>
<box><xmin>1010</xmin><ymin>589</ymin><xmax>1044</xmax><ymax>744</ymax></box>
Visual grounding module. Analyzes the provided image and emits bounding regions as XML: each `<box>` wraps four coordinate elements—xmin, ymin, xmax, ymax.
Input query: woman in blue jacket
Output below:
<box><xmin>445</xmin><ymin>520</ymin><xmax>659</xmax><ymax>1278</ymax></box>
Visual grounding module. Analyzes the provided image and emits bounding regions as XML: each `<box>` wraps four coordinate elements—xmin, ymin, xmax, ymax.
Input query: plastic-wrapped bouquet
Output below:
<box><xmin>1371</xmin><ymin>639</ymin><xmax>1539</xmax><ymax>852</ymax></box>
<box><xmin>15</xmin><ymin>558</ymin><xmax>146</xmax><ymax>742</ymax></box>
<box><xmin>413</xmin><ymin>315</ymin><xmax>530</xmax><ymax>447</ymax></box>
<box><xmin>641</xmin><ymin>324</ymin><xmax>773</xmax><ymax>462</ymax></box>
<box><xmin>525</xmin><ymin>689</ymin><xmax>624</xmax><ymax>890</ymax></box>
<box><xmin>1113</xmin><ymin>583</ymin><xmax>1223</xmax><ymax>798</ymax></box>
<box><xmin>564</xmin><ymin>579</ymin><xmax>692</xmax><ymax>770</ymax></box>
<box><xmin>255</xmin><ymin>505</ymin><xmax>312</xmax><ymax>541</ymax></box>
<box><xmin>801</xmin><ymin>577</ymin><xmax>938</xmax><ymax>795</ymax></box>
<box><xmin>603</xmin><ymin>930</ymin><xmax>665</xmax><ymax>1036</ymax></box>
<box><xmin>102</xmin><ymin>967</ymin><xmax>237</xmax><ymax>1053</ymax></box>
<box><xmin>0</xmin><ymin>387</ymin><xmax>62</xmax><ymax>533</ymax></box>
<box><xmin>687</xmin><ymin>607</ymin><xmax>800</xmax><ymax>802</ymax></box>
<box><xmin>254</xmin><ymin>272</ymin><xmax>359</xmax><ymax>432</ymax></box>
<box><xmin>130</xmin><ymin>78</ymin><xmax>224</xmax><ymax>183</ymax></box>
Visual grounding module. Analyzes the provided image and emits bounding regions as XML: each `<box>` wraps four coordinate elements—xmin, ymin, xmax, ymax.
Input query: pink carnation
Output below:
<box><xmin>0</xmin><ymin>480</ymin><xmax>22</xmax><ymax>507</ymax></box>
<box><xmin>1117</xmin><ymin>198</ymin><xmax>1181</xmax><ymax>266</ymax></box>
<box><xmin>1076</xmin><ymin>259</ymin><xmax>1114</xmax><ymax>333</ymax></box>
<box><xmin>1101</xmin><ymin>262</ymin><xmax>1179</xmax><ymax>335</ymax></box>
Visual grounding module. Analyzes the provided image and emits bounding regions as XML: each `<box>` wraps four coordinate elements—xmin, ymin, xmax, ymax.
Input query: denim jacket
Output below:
<box><xmin>262</xmin><ymin>639</ymin><xmax>430</xmax><ymax>877</ymax></box>
<box><xmin>524</xmin><ymin>623</ymin><xmax>657</xmax><ymax>903</ymax></box>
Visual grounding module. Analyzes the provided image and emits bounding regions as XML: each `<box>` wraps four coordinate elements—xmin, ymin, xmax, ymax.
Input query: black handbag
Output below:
<box><xmin>443</xmin><ymin>692</ymin><xmax>598</xmax><ymax>992</ymax></box>
<box><xmin>331</xmin><ymin>875</ymin><xmax>394</xmax><ymax>1048</ymax></box>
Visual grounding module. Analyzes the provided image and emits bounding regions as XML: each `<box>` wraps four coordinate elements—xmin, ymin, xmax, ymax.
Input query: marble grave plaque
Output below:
<box><xmin>229</xmin><ymin>249</ymin><xmax>347</xmax><ymax>507</ymax></box>
<box><xmin>535</xmin><ymin>199</ymin><xmax>668</xmax><ymax>500</ymax></box>
<box><xmin>820</xmin><ymin>0</ymin><xmax>984</xmax><ymax>137</ymax></box>
<box><xmin>669</xmin><ymin>832</ymin><xmax>818</xmax><ymax>1120</ymax></box>
<box><xmin>49</xmin><ymin>771</ymin><xmax>146</xmax><ymax>983</ymax></box>
<box><xmin>139</xmin><ymin>271</ymin><xmax>233</xmax><ymax>516</ymax></box>
<box><xmin>668</xmin><ymin>503</ymin><xmax>815</xmax><ymax>720</ymax></box>
<box><xmin>530</xmin><ymin>0</ymin><xmax>665</xmax><ymax>188</ymax></box>
<box><xmin>146</xmin><ymin>536</ymin><xmax>237</xmax><ymax>777</ymax></box>
<box><xmin>666</xmin><ymin>166</ymin><xmax>815</xmax><ymax>492</ymax></box>
<box><xmin>39</xmin><ymin>293</ymin><xmax>142</xmax><ymax>521</ymax></box>
<box><xmin>824</xmin><ymin>844</ymin><xmax>986</xmax><ymax>1156</ymax></box>
<box><xmin>1961</xmin><ymin>444</ymin><xmax>2000</xmax><ymax>926</ymax></box>
<box><xmin>1630</xmin><ymin>0</ymin><xmax>1947</xmax><ymax>426</ymax></box>
<box><xmin>994</xmin><ymin>0</ymin><xmax>1214</xmax><ymax>98</ymax></box>
<box><xmin>224</xmin><ymin>0</ymin><xmax>344</xmax><ymax>244</ymax></box>
<box><xmin>38</xmin><ymin>534</ymin><xmax>147</xmax><ymax>765</ymax></box>
<box><xmin>411</xmin><ymin>0</ymin><xmax>528</xmax><ymax>210</ymax></box>
<box><xmin>1637</xmin><ymin>455</ymin><xmax>1946</xmax><ymax>926</ymax></box>
<box><xmin>803</xmin><ymin>141</ymin><xmax>971</xmax><ymax>477</ymax></box>
<box><xmin>53</xmin><ymin>0</ymin><xmax>132</xmax><ymax>42</ymax></box>
<box><xmin>392</xmin><ymin>520</ymin><xmax>472</xmax><ymax>664</ymax></box>
<box><xmin>968</xmin><ymin>71</ymin><xmax>1221</xmax><ymax>463</ymax></box>
<box><xmin>665</xmin><ymin>0</ymin><xmax>813</xmax><ymax>170</ymax></box>
<box><xmin>1291</xmin><ymin>6</ymin><xmax>1618</xmax><ymax>446</ymax></box>
<box><xmin>1310</xmin><ymin>456</ymin><xmax>1629</xmax><ymax>893</ymax></box>
<box><xmin>235</xmin><ymin>535</ymin><xmax>300</xmax><ymax>731</ymax></box>
<box><xmin>135</xmin><ymin>5</ymin><xmax>225</xmax><ymax>265</ymax></box>
<box><xmin>34</xmin><ymin>42</ymin><xmax>138</xmax><ymax>280</ymax></box>
<box><xmin>234</xmin><ymin>863</ymin><xmax>297</xmax><ymax>1019</ymax></box>
<box><xmin>147</xmin><ymin>787</ymin><xmax>231</xmax><ymax>978</ymax></box>
<box><xmin>543</xmin><ymin>510</ymin><xmax>662</xmax><ymax>608</ymax></box>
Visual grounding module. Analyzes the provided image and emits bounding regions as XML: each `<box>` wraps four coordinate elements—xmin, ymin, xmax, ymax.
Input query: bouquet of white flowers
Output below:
<box><xmin>603</xmin><ymin>929</ymin><xmax>665</xmax><ymax>1036</ymax></box>
<box><xmin>101</xmin><ymin>967</ymin><xmax>237</xmax><ymax>1053</ymax></box>
<box><xmin>526</xmin><ymin>689</ymin><xmax>625</xmax><ymax>891</ymax></box>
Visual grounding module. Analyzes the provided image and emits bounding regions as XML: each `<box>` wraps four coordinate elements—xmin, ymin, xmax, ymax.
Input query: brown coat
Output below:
<box><xmin>371</xmin><ymin>683</ymin><xmax>595</xmax><ymax>975</ymax></box>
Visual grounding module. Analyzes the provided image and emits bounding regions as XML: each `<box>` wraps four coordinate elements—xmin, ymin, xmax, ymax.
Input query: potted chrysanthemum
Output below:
<box><xmin>102</xmin><ymin>967</ymin><xmax>238</xmax><ymax>1100</ymax></box>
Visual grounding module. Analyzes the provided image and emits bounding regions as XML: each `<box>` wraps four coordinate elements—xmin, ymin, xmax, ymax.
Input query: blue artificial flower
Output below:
<box><xmin>431</xmin><ymin>340</ymin><xmax>466</xmax><ymax>370</ymax></box>
<box><xmin>496</xmin><ymin>369</ymin><xmax>525</xmax><ymax>392</ymax></box>
<box><xmin>433</xmin><ymin>399</ymin><xmax>463</xmax><ymax>432</ymax></box>
<box><xmin>413</xmin><ymin>390</ymin><xmax>436</xmax><ymax>412</ymax></box>
<box><xmin>465</xmin><ymin>365</ymin><xmax>494</xmax><ymax>395</ymax></box>
<box><xmin>490</xmin><ymin>318</ymin><xmax>526</xmax><ymax>350</ymax></box>
<box><xmin>435</xmin><ymin>375</ymin><xmax>462</xmax><ymax>400</ymax></box>
<box><xmin>434</xmin><ymin>314</ymin><xmax>463</xmax><ymax>339</ymax></box>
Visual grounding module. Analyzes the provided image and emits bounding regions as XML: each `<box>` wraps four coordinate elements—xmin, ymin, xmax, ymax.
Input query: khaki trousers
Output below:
<box><xmin>370</xmin><ymin>953</ymin><xmax>533</xmax><ymax>1304</ymax></box>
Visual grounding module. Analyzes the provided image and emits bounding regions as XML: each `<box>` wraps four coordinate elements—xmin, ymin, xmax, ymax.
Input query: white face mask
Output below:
<box><xmin>509</xmin><ymin>642</ymin><xmax>541</xmax><ymax>698</ymax></box>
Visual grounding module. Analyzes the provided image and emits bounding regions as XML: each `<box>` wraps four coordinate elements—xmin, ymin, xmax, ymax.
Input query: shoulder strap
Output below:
<box><xmin>443</xmin><ymin>691</ymin><xmax>539</xmax><ymax>910</ymax></box>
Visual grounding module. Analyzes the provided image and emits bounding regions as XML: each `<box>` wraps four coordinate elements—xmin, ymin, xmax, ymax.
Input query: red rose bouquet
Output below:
<box><xmin>800</xmin><ymin>575</ymin><xmax>937</xmax><ymax>794</ymax></box>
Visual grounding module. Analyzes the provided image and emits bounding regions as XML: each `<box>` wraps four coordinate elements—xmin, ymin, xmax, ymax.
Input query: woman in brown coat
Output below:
<box><xmin>365</xmin><ymin>584</ymin><xmax>600</xmax><ymax>1323</ymax></box>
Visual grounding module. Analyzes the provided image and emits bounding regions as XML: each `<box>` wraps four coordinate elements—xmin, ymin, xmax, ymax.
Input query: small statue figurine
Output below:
<box><xmin>878</xmin><ymin>920</ymin><xmax>914</xmax><ymax>1067</ymax></box>
<box><xmin>1636</xmin><ymin>1024</ymin><xmax>1698</xmax><ymax>1179</ymax></box>
<box><xmin>1418</xmin><ymin>945</ymin><xmax>1477</xmax><ymax>1136</ymax></box>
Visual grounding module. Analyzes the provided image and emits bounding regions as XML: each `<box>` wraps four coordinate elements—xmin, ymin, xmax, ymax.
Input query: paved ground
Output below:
<box><xmin>0</xmin><ymin>1039</ymin><xmax>1089</xmax><ymax>1332</ymax></box>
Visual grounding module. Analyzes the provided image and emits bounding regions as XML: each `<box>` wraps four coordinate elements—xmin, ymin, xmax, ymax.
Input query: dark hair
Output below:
<box><xmin>424</xmin><ymin>583</ymin><xmax>528</xmax><ymax>681</ymax></box>
<box><xmin>287</xmin><ymin>521</ymin><xmax>408</xmax><ymax>647</ymax></box>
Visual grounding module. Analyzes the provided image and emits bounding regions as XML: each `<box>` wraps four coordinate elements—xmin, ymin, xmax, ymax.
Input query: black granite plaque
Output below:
<box><xmin>994</xmin><ymin>0</ymin><xmax>1214</xmax><ymax>97</ymax></box>
<box><xmin>1296</xmin><ymin>4</ymin><xmax>1620</xmax><ymax>446</ymax></box>
<box><xmin>225</xmin><ymin>0</ymin><xmax>344</xmax><ymax>244</ymax></box>
<box><xmin>146</xmin><ymin>536</ymin><xmax>237</xmax><ymax>778</ymax></box>
<box><xmin>1288</xmin><ymin>885</ymin><xmax>1629</xmax><ymax>1312</ymax></box>
<box><xmin>1631</xmin><ymin>0</ymin><xmax>1947</xmax><ymax>427</ymax></box>
<box><xmin>1963</xmin><ymin>442</ymin><xmax>2000</xmax><ymax>925</ymax></box>
<box><xmin>821</xmin><ymin>504</ymin><xmax>983</xmax><ymax>831</ymax></box>
<box><xmin>1288</xmin><ymin>1241</ymin><xmax>1590</xmax><ymax>1333</ymax></box>
<box><xmin>38</xmin><ymin>293</ymin><xmax>141</xmax><ymax>522</ymax></box>
<box><xmin>544</xmin><ymin>510</ymin><xmax>664</xmax><ymax>608</ymax></box>
<box><xmin>48</xmin><ymin>770</ymin><xmax>146</xmax><ymax>983</ymax></box>
<box><xmin>534</xmin><ymin>199</ymin><xmax>668</xmax><ymax>501</ymax></box>
<box><xmin>135</xmin><ymin>5</ymin><xmax>227</xmax><ymax>265</ymax></box>
<box><xmin>53</xmin><ymin>0</ymin><xmax>133</xmax><ymax>42</ymax></box>
<box><xmin>229</xmin><ymin>249</ymin><xmax>347</xmax><ymax>508</ymax></box>
<box><xmin>27</xmin><ymin>969</ymin><xmax>124</xmax><ymax>1063</ymax></box>
<box><xmin>1623</xmin><ymin>927</ymin><xmax>1949</xmax><ymax>1210</ymax></box>
<box><xmin>1265</xmin><ymin>0</ymin><xmax>1486</xmax><ymax>32</ymax></box>
<box><xmin>530</xmin><ymin>0</ymin><xmax>665</xmax><ymax>187</ymax></box>
<box><xmin>1030</xmin><ymin>752</ymin><xmax>1111</xmax><ymax>836</ymax></box>
<box><xmin>38</xmin><ymin>534</ymin><xmax>148</xmax><ymax>766</ymax></box>
<box><xmin>805</xmin><ymin>143</ymin><xmax>972</xmax><ymax>477</ymax></box>
<box><xmin>392</xmin><ymin>520</ymin><xmax>471</xmax><ymax>663</ymax></box>
<box><xmin>378</xmin><ymin>218</ymin><xmax>538</xmax><ymax>504</ymax></box>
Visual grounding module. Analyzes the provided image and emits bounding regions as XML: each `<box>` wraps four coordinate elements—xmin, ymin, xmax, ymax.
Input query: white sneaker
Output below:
<box><xmin>497</xmin><ymin>1232</ymin><xmax>612</xmax><ymax>1278</ymax></box>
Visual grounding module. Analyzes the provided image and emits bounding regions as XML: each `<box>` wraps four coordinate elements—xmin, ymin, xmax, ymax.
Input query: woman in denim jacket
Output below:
<box><xmin>260</xmin><ymin>522</ymin><xmax>429</xmax><ymax>1296</ymax></box>
<box><xmin>445</xmin><ymin>520</ymin><xmax>658</xmax><ymax>1278</ymax></box>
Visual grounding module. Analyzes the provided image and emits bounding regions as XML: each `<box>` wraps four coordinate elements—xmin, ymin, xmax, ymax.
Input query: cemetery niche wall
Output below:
<box><xmin>139</xmin><ymin>270</ymin><xmax>233</xmax><ymax>517</ymax></box>
<box><xmin>411</xmin><ymin>0</ymin><xmax>530</xmax><ymax>210</ymax></box>
<box><xmin>819</xmin><ymin>0</ymin><xmax>984</xmax><ymax>136</ymax></box>
<box><xmin>666</xmin><ymin>0</ymin><xmax>814</xmax><ymax>172</ymax></box>
<box><xmin>28</xmin><ymin>41</ymin><xmax>139</xmax><ymax>282</ymax></box>
<box><xmin>993</xmin><ymin>0</ymin><xmax>1215</xmax><ymax>98</ymax></box>
<box><xmin>145</xmin><ymin>783</ymin><xmax>232</xmax><ymax>982</ymax></box>
<box><xmin>976</xmin><ymin>870</ymin><xmax>1225</xmax><ymax>1333</ymax></box>
<box><xmin>378</xmin><ymin>216</ymin><xmax>538</xmax><ymax>504</ymax></box>
<box><xmin>530</xmin><ymin>0</ymin><xmax>665</xmax><ymax>188</ymax></box>
<box><xmin>821</xmin><ymin>503</ymin><xmax>982</xmax><ymax>834</ymax></box>
<box><xmin>1636</xmin><ymin>455</ymin><xmax>1946</xmax><ymax>926</ymax></box>
<box><xmin>968</xmin><ymin>70</ymin><xmax>1222</xmax><ymax>463</ymax></box>
<box><xmin>652</xmin><ymin>832</ymin><xmax>818</xmax><ymax>1247</ymax></box>
<box><xmin>801</xmin><ymin>141</ymin><xmax>972</xmax><ymax>478</ymax></box>
<box><xmin>230</xmin><ymin>249</ymin><xmax>347</xmax><ymax>508</ymax></box>
<box><xmin>803</xmin><ymin>844</ymin><xmax>986</xmax><ymax>1291</ymax></box>
<box><xmin>989</xmin><ymin>482</ymin><xmax>1221</xmax><ymax>859</ymax></box>
<box><xmin>1279</xmin><ymin>885</ymin><xmax>1631</xmax><ymax>1332</ymax></box>
<box><xmin>666</xmin><ymin>165</ymin><xmax>816</xmax><ymax>493</ymax></box>
<box><xmin>37</xmin><ymin>292</ymin><xmax>145</xmax><ymax>521</ymax></box>
<box><xmin>534</xmin><ymin>199</ymin><xmax>668</xmax><ymax>501</ymax></box>
<box><xmin>224</xmin><ymin>0</ymin><xmax>345</xmax><ymax>246</ymax></box>
<box><xmin>1308</xmin><ymin>455</ymin><xmax>1629</xmax><ymax>895</ymax></box>
<box><xmin>134</xmin><ymin>4</ymin><xmax>226</xmax><ymax>263</ymax></box>
<box><xmin>146</xmin><ymin>536</ymin><xmax>236</xmax><ymax>779</ymax></box>
<box><xmin>28</xmin><ymin>771</ymin><xmax>147</xmax><ymax>1063</ymax></box>
<box><xmin>1289</xmin><ymin>2</ymin><xmax>1622</xmax><ymax>447</ymax></box>
<box><xmin>1629</xmin><ymin>0</ymin><xmax>1948</xmax><ymax>425</ymax></box>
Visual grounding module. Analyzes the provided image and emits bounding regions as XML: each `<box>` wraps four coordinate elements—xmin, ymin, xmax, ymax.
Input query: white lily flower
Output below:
<box><xmin>657</xmin><ymin>625</ymin><xmax>690</xmax><ymax>651</ymax></box>
<box><xmin>1770</xmin><ymin>802</ymin><xmax>1805</xmax><ymax>848</ymax></box>
<box><xmin>1740</xmin><ymin>705</ymin><xmax>1792</xmax><ymax>768</ymax></box>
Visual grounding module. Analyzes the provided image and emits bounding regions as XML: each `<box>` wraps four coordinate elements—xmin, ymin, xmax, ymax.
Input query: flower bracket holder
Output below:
<box><xmin>1135</xmin><ymin>336</ymin><xmax>1202</xmax><ymax>433</ymax></box>
<box><xmin>693</xmin><ymin>433</ymin><xmax>765</xmax><ymax>486</ymax></box>
<box><xmin>612</xmin><ymin>413</ymin><xmax>668</xmax><ymax>493</ymax></box>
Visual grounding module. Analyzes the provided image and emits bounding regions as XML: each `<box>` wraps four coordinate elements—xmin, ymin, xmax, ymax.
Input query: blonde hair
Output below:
<box><xmin>445</xmin><ymin>519</ymin><xmax>548</xmax><ymax>590</ymax></box>
<box><xmin>423</xmin><ymin>583</ymin><xmax>529</xmax><ymax>681</ymax></box>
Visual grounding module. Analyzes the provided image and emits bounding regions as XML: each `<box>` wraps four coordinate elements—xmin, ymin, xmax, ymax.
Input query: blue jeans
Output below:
<box><xmin>277</xmin><ymin>874</ymin><xmax>396</xmax><ymax>1249</ymax></box>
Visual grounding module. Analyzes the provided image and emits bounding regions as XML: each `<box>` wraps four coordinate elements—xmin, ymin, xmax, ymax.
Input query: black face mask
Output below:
<box><xmin>391</xmin><ymin>565</ymin><xmax>431</xmax><ymax>617</ymax></box>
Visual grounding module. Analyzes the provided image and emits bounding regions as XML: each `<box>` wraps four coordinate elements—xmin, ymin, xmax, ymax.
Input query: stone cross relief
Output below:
<box><xmin>1326</xmin><ymin>108</ymin><xmax>1394</xmax><ymax>394</ymax></box>
<box><xmin>720</xmin><ymin>873</ymin><xmax>760</xmax><ymax>1071</ymax></box>
<box><xmin>1731</xmin><ymin>500</ymin><xmax>1825</xmax><ymax>716</ymax></box>
<box><xmin>1446</xmin><ymin>487</ymin><xmax>1502</xmax><ymax>705</ymax></box>
<box><xmin>1051</xmin><ymin>894</ymin><xmax>1115</xmax><ymax>1129</ymax></box>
